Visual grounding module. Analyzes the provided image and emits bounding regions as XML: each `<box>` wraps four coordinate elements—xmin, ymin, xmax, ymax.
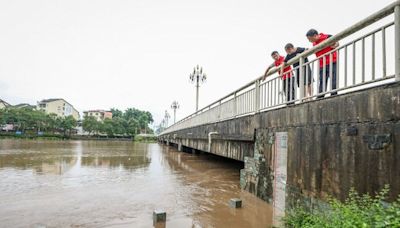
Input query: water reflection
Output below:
<box><xmin>0</xmin><ymin>139</ymin><xmax>273</xmax><ymax>227</ymax></box>
<box><xmin>0</xmin><ymin>140</ymin><xmax>151</xmax><ymax>174</ymax></box>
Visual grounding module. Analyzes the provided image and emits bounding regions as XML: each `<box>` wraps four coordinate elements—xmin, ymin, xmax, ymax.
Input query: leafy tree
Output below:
<box><xmin>60</xmin><ymin>116</ymin><xmax>77</xmax><ymax>136</ymax></box>
<box><xmin>82</xmin><ymin>116</ymin><xmax>99</xmax><ymax>135</ymax></box>
<box><xmin>110</xmin><ymin>108</ymin><xmax>123</xmax><ymax>118</ymax></box>
<box><xmin>100</xmin><ymin>118</ymin><xmax>114</xmax><ymax>137</ymax></box>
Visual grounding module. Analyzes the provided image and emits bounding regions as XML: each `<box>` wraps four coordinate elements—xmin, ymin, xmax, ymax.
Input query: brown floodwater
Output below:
<box><xmin>0</xmin><ymin>139</ymin><xmax>273</xmax><ymax>228</ymax></box>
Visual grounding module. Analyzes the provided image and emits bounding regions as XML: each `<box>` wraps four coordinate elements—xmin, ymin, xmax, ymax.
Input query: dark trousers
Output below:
<box><xmin>318</xmin><ymin>62</ymin><xmax>337</xmax><ymax>98</ymax></box>
<box><xmin>283</xmin><ymin>77</ymin><xmax>295</xmax><ymax>105</ymax></box>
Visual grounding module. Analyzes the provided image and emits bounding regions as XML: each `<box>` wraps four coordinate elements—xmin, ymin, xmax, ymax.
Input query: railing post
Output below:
<box><xmin>299</xmin><ymin>57</ymin><xmax>305</xmax><ymax>102</ymax></box>
<box><xmin>255</xmin><ymin>79</ymin><xmax>260</xmax><ymax>112</ymax></box>
<box><xmin>395</xmin><ymin>5</ymin><xmax>400</xmax><ymax>81</ymax></box>
<box><xmin>234</xmin><ymin>92</ymin><xmax>237</xmax><ymax>117</ymax></box>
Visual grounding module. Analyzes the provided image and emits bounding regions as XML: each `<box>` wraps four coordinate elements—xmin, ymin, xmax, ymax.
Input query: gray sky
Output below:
<box><xmin>0</xmin><ymin>0</ymin><xmax>395</xmax><ymax>125</ymax></box>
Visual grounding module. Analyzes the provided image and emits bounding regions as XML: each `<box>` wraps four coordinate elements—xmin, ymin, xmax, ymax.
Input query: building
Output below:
<box><xmin>37</xmin><ymin>98</ymin><xmax>80</xmax><ymax>120</ymax></box>
<box><xmin>0</xmin><ymin>99</ymin><xmax>11</xmax><ymax>109</ymax></box>
<box><xmin>83</xmin><ymin>110</ymin><xmax>113</xmax><ymax>122</ymax></box>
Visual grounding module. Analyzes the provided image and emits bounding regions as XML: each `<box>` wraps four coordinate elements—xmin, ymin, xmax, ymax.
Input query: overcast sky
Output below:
<box><xmin>0</xmin><ymin>0</ymin><xmax>395</xmax><ymax>126</ymax></box>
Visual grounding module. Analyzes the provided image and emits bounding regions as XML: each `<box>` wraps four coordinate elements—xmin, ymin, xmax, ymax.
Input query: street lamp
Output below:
<box><xmin>161</xmin><ymin>119</ymin><xmax>166</xmax><ymax>129</ymax></box>
<box><xmin>164</xmin><ymin>110</ymin><xmax>170</xmax><ymax>127</ymax></box>
<box><xmin>170</xmin><ymin>101</ymin><xmax>180</xmax><ymax>124</ymax></box>
<box><xmin>189</xmin><ymin>65</ymin><xmax>207</xmax><ymax>111</ymax></box>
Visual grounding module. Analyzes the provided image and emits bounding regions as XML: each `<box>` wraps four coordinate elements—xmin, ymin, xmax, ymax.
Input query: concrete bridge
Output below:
<box><xmin>159</xmin><ymin>1</ymin><xmax>400</xmax><ymax>209</ymax></box>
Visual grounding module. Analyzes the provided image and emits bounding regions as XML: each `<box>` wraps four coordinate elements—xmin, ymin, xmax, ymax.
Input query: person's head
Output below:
<box><xmin>271</xmin><ymin>51</ymin><xmax>280</xmax><ymax>61</ymax></box>
<box><xmin>306</xmin><ymin>29</ymin><xmax>319</xmax><ymax>43</ymax></box>
<box><xmin>284</xmin><ymin>43</ymin><xmax>295</xmax><ymax>54</ymax></box>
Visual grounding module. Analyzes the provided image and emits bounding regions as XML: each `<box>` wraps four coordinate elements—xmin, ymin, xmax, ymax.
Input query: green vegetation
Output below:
<box><xmin>0</xmin><ymin>107</ymin><xmax>76</xmax><ymax>137</ymax></box>
<box><xmin>0</xmin><ymin>107</ymin><xmax>154</xmax><ymax>139</ymax></box>
<box><xmin>283</xmin><ymin>186</ymin><xmax>400</xmax><ymax>228</ymax></box>
<box><xmin>82</xmin><ymin>108</ymin><xmax>154</xmax><ymax>138</ymax></box>
<box><xmin>134</xmin><ymin>134</ymin><xmax>157</xmax><ymax>142</ymax></box>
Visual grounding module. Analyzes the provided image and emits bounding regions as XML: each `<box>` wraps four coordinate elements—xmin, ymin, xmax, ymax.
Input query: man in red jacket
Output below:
<box><xmin>263</xmin><ymin>51</ymin><xmax>295</xmax><ymax>104</ymax></box>
<box><xmin>306</xmin><ymin>29</ymin><xmax>339</xmax><ymax>98</ymax></box>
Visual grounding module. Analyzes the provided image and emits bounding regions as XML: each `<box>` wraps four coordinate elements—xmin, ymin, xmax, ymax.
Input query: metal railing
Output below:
<box><xmin>161</xmin><ymin>1</ymin><xmax>400</xmax><ymax>135</ymax></box>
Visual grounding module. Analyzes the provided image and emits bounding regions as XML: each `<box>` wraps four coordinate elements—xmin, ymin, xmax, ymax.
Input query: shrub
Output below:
<box><xmin>283</xmin><ymin>186</ymin><xmax>400</xmax><ymax>228</ymax></box>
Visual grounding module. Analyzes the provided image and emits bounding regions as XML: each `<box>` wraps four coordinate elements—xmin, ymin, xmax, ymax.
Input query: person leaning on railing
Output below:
<box><xmin>306</xmin><ymin>29</ymin><xmax>339</xmax><ymax>98</ymax></box>
<box><xmin>281</xmin><ymin>43</ymin><xmax>313</xmax><ymax>99</ymax></box>
<box><xmin>263</xmin><ymin>51</ymin><xmax>295</xmax><ymax>105</ymax></box>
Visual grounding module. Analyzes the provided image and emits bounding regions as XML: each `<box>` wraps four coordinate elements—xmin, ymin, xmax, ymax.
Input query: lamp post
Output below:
<box><xmin>189</xmin><ymin>65</ymin><xmax>207</xmax><ymax>111</ymax></box>
<box><xmin>170</xmin><ymin>101</ymin><xmax>180</xmax><ymax>124</ymax></box>
<box><xmin>161</xmin><ymin>119</ymin><xmax>166</xmax><ymax>130</ymax></box>
<box><xmin>164</xmin><ymin>110</ymin><xmax>170</xmax><ymax>127</ymax></box>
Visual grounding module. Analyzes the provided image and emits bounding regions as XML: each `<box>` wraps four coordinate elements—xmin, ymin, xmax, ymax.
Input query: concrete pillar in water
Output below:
<box><xmin>178</xmin><ymin>143</ymin><xmax>182</xmax><ymax>152</ymax></box>
<box><xmin>153</xmin><ymin>210</ymin><xmax>166</xmax><ymax>226</ymax></box>
<box><xmin>229</xmin><ymin>198</ymin><xmax>242</xmax><ymax>208</ymax></box>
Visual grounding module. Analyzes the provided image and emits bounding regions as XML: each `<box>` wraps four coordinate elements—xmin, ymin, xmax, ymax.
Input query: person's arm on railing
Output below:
<box><xmin>262</xmin><ymin>63</ymin><xmax>275</xmax><ymax>81</ymax></box>
<box><xmin>327</xmin><ymin>35</ymin><xmax>339</xmax><ymax>49</ymax></box>
<box><xmin>280</xmin><ymin>62</ymin><xmax>286</xmax><ymax>77</ymax></box>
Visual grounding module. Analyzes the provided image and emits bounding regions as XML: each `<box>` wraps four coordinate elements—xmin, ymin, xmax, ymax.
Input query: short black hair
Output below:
<box><xmin>306</xmin><ymin>29</ymin><xmax>319</xmax><ymax>37</ymax></box>
<box><xmin>271</xmin><ymin>51</ymin><xmax>279</xmax><ymax>56</ymax></box>
<box><xmin>285</xmin><ymin>43</ymin><xmax>294</xmax><ymax>50</ymax></box>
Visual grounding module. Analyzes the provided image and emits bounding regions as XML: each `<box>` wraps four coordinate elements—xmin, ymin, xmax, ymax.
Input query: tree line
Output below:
<box><xmin>82</xmin><ymin>108</ymin><xmax>153</xmax><ymax>137</ymax></box>
<box><xmin>0</xmin><ymin>107</ymin><xmax>154</xmax><ymax>137</ymax></box>
<box><xmin>0</xmin><ymin>108</ymin><xmax>77</xmax><ymax>136</ymax></box>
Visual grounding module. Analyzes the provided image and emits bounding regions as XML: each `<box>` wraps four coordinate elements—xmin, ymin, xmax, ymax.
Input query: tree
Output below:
<box><xmin>100</xmin><ymin>118</ymin><xmax>114</xmax><ymax>137</ymax></box>
<box><xmin>110</xmin><ymin>108</ymin><xmax>123</xmax><ymax>118</ymax></box>
<box><xmin>82</xmin><ymin>116</ymin><xmax>99</xmax><ymax>135</ymax></box>
<box><xmin>60</xmin><ymin>116</ymin><xmax>77</xmax><ymax>137</ymax></box>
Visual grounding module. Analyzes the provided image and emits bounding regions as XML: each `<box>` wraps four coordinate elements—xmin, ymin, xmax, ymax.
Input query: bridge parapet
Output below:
<box><xmin>161</xmin><ymin>1</ymin><xmax>400</xmax><ymax>135</ymax></box>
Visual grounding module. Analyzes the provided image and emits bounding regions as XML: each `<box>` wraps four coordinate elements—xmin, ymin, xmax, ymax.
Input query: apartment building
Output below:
<box><xmin>37</xmin><ymin>98</ymin><xmax>80</xmax><ymax>120</ymax></box>
<box><xmin>83</xmin><ymin>110</ymin><xmax>112</xmax><ymax>122</ymax></box>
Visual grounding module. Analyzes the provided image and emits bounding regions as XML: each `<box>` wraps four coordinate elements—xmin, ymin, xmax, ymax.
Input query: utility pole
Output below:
<box><xmin>170</xmin><ymin>101</ymin><xmax>180</xmax><ymax>124</ymax></box>
<box><xmin>189</xmin><ymin>65</ymin><xmax>207</xmax><ymax>111</ymax></box>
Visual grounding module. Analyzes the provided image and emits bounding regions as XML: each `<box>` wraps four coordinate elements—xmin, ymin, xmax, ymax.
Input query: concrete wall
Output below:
<box><xmin>160</xmin><ymin>82</ymin><xmax>400</xmax><ymax>202</ymax></box>
<box><xmin>254</xmin><ymin>82</ymin><xmax>400</xmax><ymax>202</ymax></box>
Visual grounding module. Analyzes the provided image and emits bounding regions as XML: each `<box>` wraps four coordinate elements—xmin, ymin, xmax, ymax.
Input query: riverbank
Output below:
<box><xmin>0</xmin><ymin>132</ymin><xmax>157</xmax><ymax>142</ymax></box>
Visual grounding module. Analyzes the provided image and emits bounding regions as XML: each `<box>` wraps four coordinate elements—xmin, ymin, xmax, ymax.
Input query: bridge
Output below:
<box><xmin>159</xmin><ymin>1</ymin><xmax>400</xmax><ymax>210</ymax></box>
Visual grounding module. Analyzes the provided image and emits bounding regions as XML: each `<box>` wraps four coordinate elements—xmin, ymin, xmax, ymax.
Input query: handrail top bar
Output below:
<box><xmin>164</xmin><ymin>0</ymin><xmax>400</xmax><ymax>131</ymax></box>
<box><xmin>264</xmin><ymin>0</ymin><xmax>399</xmax><ymax>77</ymax></box>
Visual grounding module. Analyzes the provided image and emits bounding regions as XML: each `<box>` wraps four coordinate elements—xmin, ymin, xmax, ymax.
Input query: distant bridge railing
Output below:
<box><xmin>161</xmin><ymin>1</ymin><xmax>400</xmax><ymax>135</ymax></box>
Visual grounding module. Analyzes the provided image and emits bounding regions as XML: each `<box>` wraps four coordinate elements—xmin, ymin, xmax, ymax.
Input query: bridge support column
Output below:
<box><xmin>178</xmin><ymin>143</ymin><xmax>182</xmax><ymax>152</ymax></box>
<box><xmin>395</xmin><ymin>5</ymin><xmax>400</xmax><ymax>81</ymax></box>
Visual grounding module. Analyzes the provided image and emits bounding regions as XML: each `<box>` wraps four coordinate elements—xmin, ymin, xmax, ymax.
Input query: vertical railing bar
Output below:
<box><xmin>323</xmin><ymin>57</ymin><xmax>327</xmax><ymax>93</ymax></box>
<box><xmin>352</xmin><ymin>42</ymin><xmax>356</xmax><ymax>85</ymax></box>
<box><xmin>372</xmin><ymin>33</ymin><xmax>376</xmax><ymax>80</ymax></box>
<box><xmin>299</xmin><ymin>57</ymin><xmax>305</xmax><ymax>101</ymax></box>
<box><xmin>269</xmin><ymin>80</ymin><xmax>272</xmax><ymax>106</ymax></box>
<box><xmin>382</xmin><ymin>27</ymin><xmax>386</xmax><ymax>77</ymax></box>
<box><xmin>329</xmin><ymin>53</ymin><xmax>333</xmax><ymax>92</ymax></box>
<box><xmin>395</xmin><ymin>5</ymin><xmax>400</xmax><ymax>81</ymax></box>
<box><xmin>336</xmin><ymin>49</ymin><xmax>340</xmax><ymax>89</ymax></box>
<box><xmin>312</xmin><ymin>62</ymin><xmax>315</xmax><ymax>97</ymax></box>
<box><xmin>285</xmin><ymin>74</ymin><xmax>288</xmax><ymax>104</ymax></box>
<box><xmin>361</xmin><ymin>37</ymin><xmax>365</xmax><ymax>82</ymax></box>
<box><xmin>344</xmin><ymin>45</ymin><xmax>348</xmax><ymax>87</ymax></box>
<box><xmin>305</xmin><ymin>62</ymin><xmax>309</xmax><ymax>98</ymax></box>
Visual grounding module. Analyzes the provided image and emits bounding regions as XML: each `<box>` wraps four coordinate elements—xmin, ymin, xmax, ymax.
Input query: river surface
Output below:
<box><xmin>0</xmin><ymin>139</ymin><xmax>273</xmax><ymax>228</ymax></box>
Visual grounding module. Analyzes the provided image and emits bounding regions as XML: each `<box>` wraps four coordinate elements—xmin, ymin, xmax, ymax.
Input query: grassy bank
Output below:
<box><xmin>133</xmin><ymin>134</ymin><xmax>157</xmax><ymax>143</ymax></box>
<box><xmin>283</xmin><ymin>186</ymin><xmax>400</xmax><ymax>227</ymax></box>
